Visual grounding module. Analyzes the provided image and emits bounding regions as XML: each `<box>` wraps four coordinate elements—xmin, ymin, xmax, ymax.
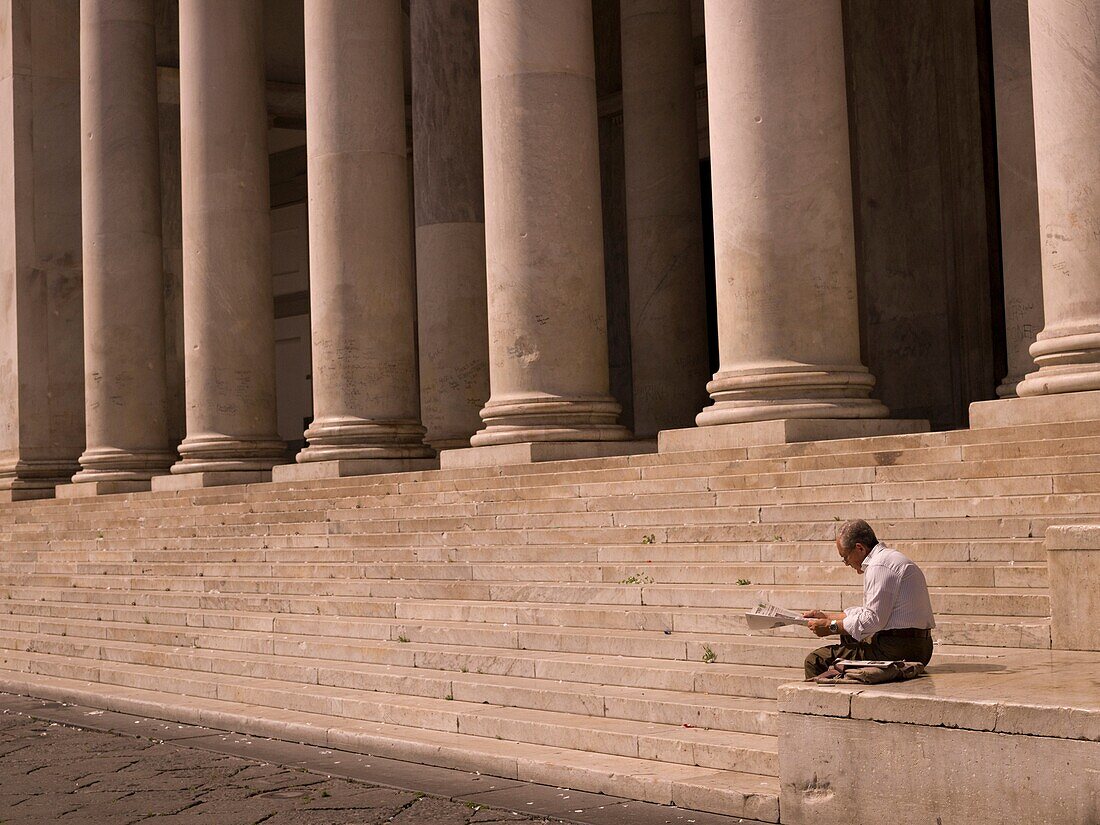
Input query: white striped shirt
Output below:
<box><xmin>843</xmin><ymin>543</ymin><xmax>935</xmax><ymax>642</ymax></box>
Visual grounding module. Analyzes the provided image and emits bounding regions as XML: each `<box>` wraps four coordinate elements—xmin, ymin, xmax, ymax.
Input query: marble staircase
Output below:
<box><xmin>0</xmin><ymin>418</ymin><xmax>1098</xmax><ymax>822</ymax></box>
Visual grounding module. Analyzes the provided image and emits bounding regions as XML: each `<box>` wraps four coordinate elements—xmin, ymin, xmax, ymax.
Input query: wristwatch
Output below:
<box><xmin>828</xmin><ymin>619</ymin><xmax>838</xmax><ymax>635</ymax></box>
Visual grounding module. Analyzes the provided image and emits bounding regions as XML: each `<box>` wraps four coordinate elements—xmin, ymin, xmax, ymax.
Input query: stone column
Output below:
<box><xmin>471</xmin><ymin>0</ymin><xmax>630</xmax><ymax>448</ymax></box>
<box><xmin>696</xmin><ymin>0</ymin><xmax>888</xmax><ymax>427</ymax></box>
<box><xmin>67</xmin><ymin>0</ymin><xmax>173</xmax><ymax>496</ymax></box>
<box><xmin>280</xmin><ymin>0</ymin><xmax>434</xmax><ymax>480</ymax></box>
<box><xmin>620</xmin><ymin>0</ymin><xmax>709</xmax><ymax>437</ymax></box>
<box><xmin>410</xmin><ymin>0</ymin><xmax>490</xmax><ymax>452</ymax></box>
<box><xmin>1017</xmin><ymin>0</ymin><xmax>1100</xmax><ymax>397</ymax></box>
<box><xmin>991</xmin><ymin>0</ymin><xmax>1043</xmax><ymax>398</ymax></box>
<box><xmin>0</xmin><ymin>0</ymin><xmax>84</xmax><ymax>501</ymax></box>
<box><xmin>158</xmin><ymin>0</ymin><xmax>284</xmax><ymax>487</ymax></box>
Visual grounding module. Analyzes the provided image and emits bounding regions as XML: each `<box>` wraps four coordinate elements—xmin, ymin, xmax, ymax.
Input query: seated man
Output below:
<box><xmin>803</xmin><ymin>519</ymin><xmax>935</xmax><ymax>680</ymax></box>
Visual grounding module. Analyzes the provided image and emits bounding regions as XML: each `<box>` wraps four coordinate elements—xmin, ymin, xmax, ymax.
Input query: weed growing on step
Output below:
<box><xmin>702</xmin><ymin>645</ymin><xmax>717</xmax><ymax>664</ymax></box>
<box><xmin>736</xmin><ymin>578</ymin><xmax>751</xmax><ymax>586</ymax></box>
<box><xmin>445</xmin><ymin>694</ymin><xmax>454</xmax><ymax>701</ymax></box>
<box><xmin>641</xmin><ymin>534</ymin><xmax>656</xmax><ymax>544</ymax></box>
<box><xmin>620</xmin><ymin>573</ymin><xmax>654</xmax><ymax>585</ymax></box>
<box><xmin>397</xmin><ymin>635</ymin><xmax>410</xmax><ymax>643</ymax></box>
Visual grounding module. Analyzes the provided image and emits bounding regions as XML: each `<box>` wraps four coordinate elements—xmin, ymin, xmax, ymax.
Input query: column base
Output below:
<box><xmin>0</xmin><ymin>459</ymin><xmax>80</xmax><ymax>501</ymax></box>
<box><xmin>170</xmin><ymin>434</ymin><xmax>286</xmax><ymax>475</ymax></box>
<box><xmin>150</xmin><ymin>471</ymin><xmax>271</xmax><ymax>491</ymax></box>
<box><xmin>56</xmin><ymin>479</ymin><xmax>153</xmax><ymax>498</ymax></box>
<box><xmin>298</xmin><ymin>418</ymin><xmax>433</xmax><ymax>464</ymax></box>
<box><xmin>272</xmin><ymin>457</ymin><xmax>439</xmax><ymax>482</ymax></box>
<box><xmin>470</xmin><ymin>396</ymin><xmax>631</xmax><ymax>447</ymax></box>
<box><xmin>696</xmin><ymin>365</ymin><xmax>889</xmax><ymax>427</ymax></box>
<box><xmin>969</xmin><ymin>388</ymin><xmax>1100</xmax><ymax>428</ymax></box>
<box><xmin>0</xmin><ymin>485</ymin><xmax>60</xmax><ymax>503</ymax></box>
<box><xmin>659</xmin><ymin>417</ymin><xmax>929</xmax><ymax>453</ymax></box>
<box><xmin>439</xmin><ymin>439</ymin><xmax>655</xmax><ymax>470</ymax></box>
<box><xmin>71</xmin><ymin>447</ymin><xmax>175</xmax><ymax>482</ymax></box>
<box><xmin>1017</xmin><ymin>328</ymin><xmax>1100</xmax><ymax>397</ymax></box>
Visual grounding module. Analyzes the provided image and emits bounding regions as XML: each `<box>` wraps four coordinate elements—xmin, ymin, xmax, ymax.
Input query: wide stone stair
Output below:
<box><xmin>0</xmin><ymin>418</ymin><xmax>1097</xmax><ymax>822</ymax></box>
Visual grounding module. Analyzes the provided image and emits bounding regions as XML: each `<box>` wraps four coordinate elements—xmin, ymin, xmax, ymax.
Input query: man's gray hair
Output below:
<box><xmin>836</xmin><ymin>519</ymin><xmax>878</xmax><ymax>551</ymax></box>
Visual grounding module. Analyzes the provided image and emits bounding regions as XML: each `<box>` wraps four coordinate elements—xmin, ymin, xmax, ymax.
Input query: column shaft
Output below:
<box><xmin>0</xmin><ymin>0</ymin><xmax>84</xmax><ymax>500</ymax></box>
<box><xmin>74</xmin><ymin>0</ymin><xmax>173</xmax><ymax>485</ymax></box>
<box><xmin>473</xmin><ymin>0</ymin><xmax>629</xmax><ymax>446</ymax></box>
<box><xmin>698</xmin><ymin>0</ymin><xmax>886</xmax><ymax>426</ymax></box>
<box><xmin>991</xmin><ymin>0</ymin><xmax>1044</xmax><ymax>398</ymax></box>
<box><xmin>172</xmin><ymin>0</ymin><xmax>284</xmax><ymax>474</ymax></box>
<box><xmin>411</xmin><ymin>0</ymin><xmax>490</xmax><ymax>452</ymax></box>
<box><xmin>1017</xmin><ymin>0</ymin><xmax>1100</xmax><ymax>396</ymax></box>
<box><xmin>620</xmin><ymin>0</ymin><xmax>709</xmax><ymax>436</ymax></box>
<box><xmin>298</xmin><ymin>0</ymin><xmax>431</xmax><ymax>463</ymax></box>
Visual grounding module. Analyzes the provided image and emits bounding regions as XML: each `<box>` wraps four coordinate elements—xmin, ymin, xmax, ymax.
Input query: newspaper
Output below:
<box><xmin>745</xmin><ymin>602</ymin><xmax>811</xmax><ymax>631</ymax></box>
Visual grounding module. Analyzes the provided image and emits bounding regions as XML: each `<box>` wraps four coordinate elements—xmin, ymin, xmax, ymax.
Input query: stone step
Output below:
<box><xmin>0</xmin><ymin>586</ymin><xmax>1052</xmax><ymax>649</ymax></box>
<box><xmin>0</xmin><ymin>666</ymin><xmax>781</xmax><ymax>821</ymax></box>
<box><xmin>13</xmin><ymin>483</ymin><xmax>1100</xmax><ymax>539</ymax></box>
<box><xmin>6</xmin><ymin>426</ymin><xmax>1100</xmax><ymax>524</ymax></box>
<box><xmin>0</xmin><ymin>536</ymin><xmax>1050</xmax><ymax>566</ymax></box>
<box><xmin>4</xmin><ymin>558</ymin><xmax>1049</xmax><ymax>588</ymax></box>
<box><xmin>0</xmin><ymin>622</ymin><xmax>802</xmax><ymax>700</ymax></box>
<box><xmin>0</xmin><ymin>643</ymin><xmax>781</xmax><ymax>777</ymax></box>
<box><xmin>0</xmin><ymin>572</ymin><xmax>1049</xmax><ymax>615</ymax></box>
<box><xmin>15</xmin><ymin>466</ymin><xmax>1095</xmax><ymax>532</ymax></box>
<box><xmin>0</xmin><ymin>595</ymin><xmax>1048</xmax><ymax>682</ymax></box>
<box><xmin>7</xmin><ymin>514</ymin><xmax>1079</xmax><ymax>555</ymax></box>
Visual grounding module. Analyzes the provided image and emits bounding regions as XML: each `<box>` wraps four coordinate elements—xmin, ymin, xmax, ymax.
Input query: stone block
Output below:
<box><xmin>56</xmin><ymin>480</ymin><xmax>151</xmax><ymax>498</ymax></box>
<box><xmin>657</xmin><ymin>418</ymin><xmax>928</xmax><ymax>453</ymax></box>
<box><xmin>151</xmin><ymin>471</ymin><xmax>271</xmax><ymax>491</ymax></box>
<box><xmin>1046</xmin><ymin>524</ymin><xmax>1100</xmax><ymax>650</ymax></box>
<box><xmin>969</xmin><ymin>388</ymin><xmax>1100</xmax><ymax>428</ymax></box>
<box><xmin>271</xmin><ymin>458</ymin><xmax>439</xmax><ymax>482</ymax></box>
<box><xmin>778</xmin><ymin>711</ymin><xmax>1098</xmax><ymax>825</ymax></box>
<box><xmin>439</xmin><ymin>440</ymin><xmax>655</xmax><ymax>469</ymax></box>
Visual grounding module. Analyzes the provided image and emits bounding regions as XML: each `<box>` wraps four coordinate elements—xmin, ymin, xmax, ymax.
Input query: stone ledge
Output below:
<box><xmin>271</xmin><ymin>457</ymin><xmax>439</xmax><ymax>483</ymax></box>
<box><xmin>1046</xmin><ymin>523</ymin><xmax>1100</xmax><ymax>650</ymax></box>
<box><xmin>969</xmin><ymin>387</ymin><xmax>1100</xmax><ymax>428</ymax></box>
<box><xmin>151</xmin><ymin>471</ymin><xmax>272</xmax><ymax>491</ymax></box>
<box><xmin>778</xmin><ymin>649</ymin><xmax>1100</xmax><ymax>742</ymax></box>
<box><xmin>439</xmin><ymin>440</ymin><xmax>656</xmax><ymax>470</ymax></box>
<box><xmin>657</xmin><ymin>418</ymin><xmax>929</xmax><ymax>453</ymax></box>
<box><xmin>55</xmin><ymin>479</ymin><xmax>151</xmax><ymax>498</ymax></box>
<box><xmin>778</xmin><ymin>709</ymin><xmax>1097</xmax><ymax>825</ymax></box>
<box><xmin>777</xmin><ymin>650</ymin><xmax>1100</xmax><ymax>824</ymax></box>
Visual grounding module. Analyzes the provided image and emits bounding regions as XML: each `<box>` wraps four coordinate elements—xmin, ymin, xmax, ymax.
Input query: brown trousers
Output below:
<box><xmin>804</xmin><ymin>633</ymin><xmax>933</xmax><ymax>680</ymax></box>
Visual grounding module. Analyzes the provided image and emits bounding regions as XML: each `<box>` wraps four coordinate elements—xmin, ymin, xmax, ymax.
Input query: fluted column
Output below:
<box><xmin>291</xmin><ymin>0</ymin><xmax>433</xmax><ymax>473</ymax></box>
<box><xmin>697</xmin><ymin>0</ymin><xmax>887</xmax><ymax>426</ymax></box>
<box><xmin>162</xmin><ymin>0</ymin><xmax>284</xmax><ymax>483</ymax></box>
<box><xmin>991</xmin><ymin>0</ymin><xmax>1044</xmax><ymax>398</ymax></box>
<box><xmin>472</xmin><ymin>0</ymin><xmax>629</xmax><ymax>446</ymax></box>
<box><xmin>411</xmin><ymin>0</ymin><xmax>490</xmax><ymax>452</ymax></box>
<box><xmin>1017</xmin><ymin>0</ymin><xmax>1100</xmax><ymax>397</ymax></box>
<box><xmin>620</xmin><ymin>0</ymin><xmax>709</xmax><ymax>437</ymax></box>
<box><xmin>69</xmin><ymin>0</ymin><xmax>173</xmax><ymax>495</ymax></box>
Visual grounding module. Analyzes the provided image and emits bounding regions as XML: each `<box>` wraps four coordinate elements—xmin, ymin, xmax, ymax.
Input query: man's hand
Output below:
<box><xmin>802</xmin><ymin>610</ymin><xmax>828</xmax><ymax>620</ymax></box>
<box><xmin>806</xmin><ymin>618</ymin><xmax>833</xmax><ymax>637</ymax></box>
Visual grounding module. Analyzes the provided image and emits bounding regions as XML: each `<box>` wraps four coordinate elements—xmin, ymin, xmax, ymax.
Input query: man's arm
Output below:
<box><xmin>802</xmin><ymin>610</ymin><xmax>848</xmax><ymax>637</ymax></box>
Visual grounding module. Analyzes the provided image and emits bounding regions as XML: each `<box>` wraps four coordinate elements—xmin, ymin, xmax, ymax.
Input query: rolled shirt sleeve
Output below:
<box><xmin>843</xmin><ymin>561</ymin><xmax>902</xmax><ymax>642</ymax></box>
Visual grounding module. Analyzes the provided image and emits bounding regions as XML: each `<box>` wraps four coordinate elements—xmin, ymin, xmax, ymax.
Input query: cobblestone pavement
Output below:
<box><xmin>0</xmin><ymin>711</ymin><xmax>562</xmax><ymax>825</ymax></box>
